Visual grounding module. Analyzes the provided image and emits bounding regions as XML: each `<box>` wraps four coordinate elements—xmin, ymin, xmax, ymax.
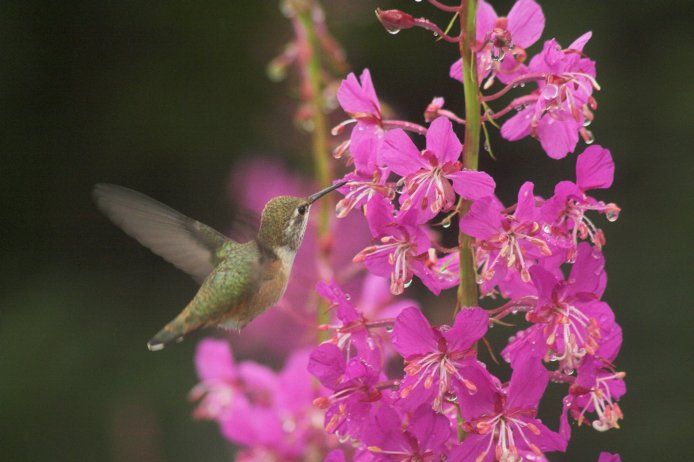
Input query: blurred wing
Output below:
<box><xmin>93</xmin><ymin>183</ymin><xmax>231</xmax><ymax>284</ymax></box>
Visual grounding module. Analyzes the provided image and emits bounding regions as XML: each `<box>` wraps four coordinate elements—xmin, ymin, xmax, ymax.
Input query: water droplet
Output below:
<box><xmin>414</xmin><ymin>0</ymin><xmax>423</xmax><ymax>2</ymax></box>
<box><xmin>606</xmin><ymin>209</ymin><xmax>619</xmax><ymax>222</ymax></box>
<box><xmin>563</xmin><ymin>368</ymin><xmax>575</xmax><ymax>376</ymax></box>
<box><xmin>344</xmin><ymin>293</ymin><xmax>351</xmax><ymax>300</ymax></box>
<box><xmin>483</xmin><ymin>140</ymin><xmax>491</xmax><ymax>152</ymax></box>
<box><xmin>583</xmin><ymin>118</ymin><xmax>592</xmax><ymax>127</ymax></box>
<box><xmin>583</xmin><ymin>129</ymin><xmax>595</xmax><ymax>144</ymax></box>
<box><xmin>542</xmin><ymin>224</ymin><xmax>552</xmax><ymax>233</ymax></box>
<box><xmin>387</xmin><ymin>28</ymin><xmax>401</xmax><ymax>35</ymax></box>
<box><xmin>404</xmin><ymin>279</ymin><xmax>413</xmax><ymax>288</ymax></box>
<box><xmin>442</xmin><ymin>220</ymin><xmax>451</xmax><ymax>229</ymax></box>
<box><xmin>385</xmin><ymin>325</ymin><xmax>393</xmax><ymax>333</ymax></box>
<box><xmin>519</xmin><ymin>82</ymin><xmax>526</xmax><ymax>88</ymax></box>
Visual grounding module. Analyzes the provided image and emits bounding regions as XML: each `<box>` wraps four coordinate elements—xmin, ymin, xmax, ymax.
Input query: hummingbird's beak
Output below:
<box><xmin>307</xmin><ymin>180</ymin><xmax>348</xmax><ymax>204</ymax></box>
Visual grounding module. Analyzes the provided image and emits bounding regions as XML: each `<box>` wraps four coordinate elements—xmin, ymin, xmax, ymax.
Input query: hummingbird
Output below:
<box><xmin>93</xmin><ymin>181</ymin><xmax>346</xmax><ymax>351</ymax></box>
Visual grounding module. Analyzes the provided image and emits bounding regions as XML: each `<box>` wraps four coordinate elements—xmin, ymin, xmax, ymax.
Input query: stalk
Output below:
<box><xmin>455</xmin><ymin>0</ymin><xmax>480</xmax><ymax>313</ymax></box>
<box><xmin>296</xmin><ymin>4</ymin><xmax>334</xmax><ymax>339</ymax></box>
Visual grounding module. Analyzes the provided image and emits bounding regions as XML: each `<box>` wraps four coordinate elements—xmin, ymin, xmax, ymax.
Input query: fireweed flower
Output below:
<box><xmin>354</xmin><ymin>195</ymin><xmax>456</xmax><ymax>295</ymax></box>
<box><xmin>561</xmin><ymin>321</ymin><xmax>625</xmax><ymax>434</ymax></box>
<box><xmin>450</xmin><ymin>347</ymin><xmax>566</xmax><ymax>462</ymax></box>
<box><xmin>335</xmin><ymin>68</ymin><xmax>386</xmax><ymax>174</ymax></box>
<box><xmin>309</xmin><ymin>343</ymin><xmax>393</xmax><ymax>440</ymax></box>
<box><xmin>450</xmin><ymin>0</ymin><xmax>545</xmax><ymax>86</ymax></box>
<box><xmin>542</xmin><ymin>145</ymin><xmax>620</xmax><ymax>259</ymax></box>
<box><xmin>392</xmin><ymin>306</ymin><xmax>490</xmax><ymax>411</ymax></box>
<box><xmin>381</xmin><ymin>116</ymin><xmax>496</xmax><ymax>223</ymax></box>
<box><xmin>598</xmin><ymin>452</ymin><xmax>622</xmax><ymax>462</ymax></box>
<box><xmin>335</xmin><ymin>169</ymin><xmax>394</xmax><ymax>218</ymax></box>
<box><xmin>460</xmin><ymin>181</ymin><xmax>552</xmax><ymax>298</ymax></box>
<box><xmin>501</xmin><ymin>32</ymin><xmax>599</xmax><ymax>159</ymax></box>
<box><xmin>363</xmin><ymin>404</ymin><xmax>451</xmax><ymax>461</ymax></box>
<box><xmin>503</xmin><ymin>243</ymin><xmax>614</xmax><ymax>374</ymax></box>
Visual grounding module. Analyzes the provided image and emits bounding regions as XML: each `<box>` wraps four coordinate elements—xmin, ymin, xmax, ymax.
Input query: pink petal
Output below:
<box><xmin>308</xmin><ymin>343</ymin><xmax>346</xmax><ymax>388</ymax></box>
<box><xmin>500</xmin><ymin>107</ymin><xmax>533</xmax><ymax>141</ymax></box>
<box><xmin>568</xmin><ymin>31</ymin><xmax>593</xmax><ymax>52</ymax></box>
<box><xmin>449</xmin><ymin>58</ymin><xmax>463</xmax><ymax>83</ymax></box>
<box><xmin>426</xmin><ymin>116</ymin><xmax>462</xmax><ymax>164</ymax></box>
<box><xmin>476</xmin><ymin>0</ymin><xmax>498</xmax><ymax>42</ymax></box>
<box><xmin>569</xmin><ymin>242</ymin><xmax>606</xmax><ymax>297</ymax></box>
<box><xmin>576</xmin><ymin>145</ymin><xmax>614</xmax><ymax>190</ymax></box>
<box><xmin>444</xmin><ymin>307</ymin><xmax>488</xmax><ymax>351</ymax></box>
<box><xmin>449</xmin><ymin>169</ymin><xmax>496</xmax><ymax>200</ymax></box>
<box><xmin>350</xmin><ymin>121</ymin><xmax>383</xmax><ymax>174</ymax></box>
<box><xmin>526</xmin><ymin>417</ymin><xmax>567</xmax><ymax>452</ymax></box>
<box><xmin>459</xmin><ymin>196</ymin><xmax>504</xmax><ymax>239</ymax></box>
<box><xmin>598</xmin><ymin>453</ymin><xmax>622</xmax><ymax>462</ymax></box>
<box><xmin>514</xmin><ymin>181</ymin><xmax>537</xmax><ymax>221</ymax></box>
<box><xmin>392</xmin><ymin>307</ymin><xmax>438</xmax><ymax>357</ymax></box>
<box><xmin>529</xmin><ymin>265</ymin><xmax>559</xmax><ymax>305</ymax></box>
<box><xmin>408</xmin><ymin>405</ymin><xmax>452</xmax><ymax>452</ymax></box>
<box><xmin>337</xmin><ymin>69</ymin><xmax>381</xmax><ymax>116</ymax></box>
<box><xmin>507</xmin><ymin>0</ymin><xmax>545</xmax><ymax>48</ymax></box>
<box><xmin>506</xmin><ymin>345</ymin><xmax>548</xmax><ymax>410</ymax></box>
<box><xmin>448</xmin><ymin>433</ymin><xmax>495</xmax><ymax>462</ymax></box>
<box><xmin>381</xmin><ymin>129</ymin><xmax>427</xmax><ymax>176</ymax></box>
<box><xmin>194</xmin><ymin>339</ymin><xmax>236</xmax><ymax>381</ymax></box>
<box><xmin>364</xmin><ymin>195</ymin><xmax>395</xmax><ymax>238</ymax></box>
<box><xmin>536</xmin><ymin>115</ymin><xmax>580</xmax><ymax>159</ymax></box>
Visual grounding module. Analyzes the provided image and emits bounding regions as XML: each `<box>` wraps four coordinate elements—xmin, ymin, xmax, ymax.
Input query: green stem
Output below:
<box><xmin>456</xmin><ymin>0</ymin><xmax>480</xmax><ymax>313</ymax></box>
<box><xmin>296</xmin><ymin>5</ymin><xmax>333</xmax><ymax>338</ymax></box>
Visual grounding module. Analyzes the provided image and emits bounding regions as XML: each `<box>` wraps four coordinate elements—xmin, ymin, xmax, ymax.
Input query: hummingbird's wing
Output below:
<box><xmin>93</xmin><ymin>183</ymin><xmax>231</xmax><ymax>284</ymax></box>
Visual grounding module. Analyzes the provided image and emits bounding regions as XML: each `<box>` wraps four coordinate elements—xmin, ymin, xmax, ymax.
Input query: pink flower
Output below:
<box><xmin>354</xmin><ymin>195</ymin><xmax>455</xmax><ymax>295</ymax></box>
<box><xmin>542</xmin><ymin>145</ymin><xmax>620</xmax><ymax>259</ymax></box>
<box><xmin>451</xmin><ymin>0</ymin><xmax>545</xmax><ymax>85</ymax></box>
<box><xmin>450</xmin><ymin>347</ymin><xmax>566</xmax><ymax>462</ymax></box>
<box><xmin>381</xmin><ymin>116</ymin><xmax>495</xmax><ymax>223</ymax></box>
<box><xmin>501</xmin><ymin>32</ymin><xmax>599</xmax><ymax>159</ymax></box>
<box><xmin>598</xmin><ymin>452</ymin><xmax>622</xmax><ymax>462</ymax></box>
<box><xmin>503</xmin><ymin>243</ymin><xmax>614</xmax><ymax>373</ymax></box>
<box><xmin>460</xmin><ymin>181</ymin><xmax>552</xmax><ymax>297</ymax></box>
<box><xmin>335</xmin><ymin>169</ymin><xmax>393</xmax><ymax>218</ymax></box>
<box><xmin>363</xmin><ymin>404</ymin><xmax>452</xmax><ymax>461</ymax></box>
<box><xmin>336</xmin><ymin>69</ymin><xmax>385</xmax><ymax>174</ymax></box>
<box><xmin>392</xmin><ymin>306</ymin><xmax>491</xmax><ymax>411</ymax></box>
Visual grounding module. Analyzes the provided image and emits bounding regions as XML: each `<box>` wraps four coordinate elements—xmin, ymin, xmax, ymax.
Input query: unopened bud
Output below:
<box><xmin>375</xmin><ymin>8</ymin><xmax>415</xmax><ymax>34</ymax></box>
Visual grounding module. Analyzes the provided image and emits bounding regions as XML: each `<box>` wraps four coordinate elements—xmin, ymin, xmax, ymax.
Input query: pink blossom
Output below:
<box><xmin>354</xmin><ymin>195</ymin><xmax>456</xmax><ymax>295</ymax></box>
<box><xmin>460</xmin><ymin>181</ymin><xmax>552</xmax><ymax>297</ymax></box>
<box><xmin>450</xmin><ymin>347</ymin><xmax>566</xmax><ymax>462</ymax></box>
<box><xmin>501</xmin><ymin>32</ymin><xmax>599</xmax><ymax>159</ymax></box>
<box><xmin>598</xmin><ymin>452</ymin><xmax>622</xmax><ymax>462</ymax></box>
<box><xmin>392</xmin><ymin>306</ymin><xmax>491</xmax><ymax>411</ymax></box>
<box><xmin>336</xmin><ymin>69</ymin><xmax>385</xmax><ymax>174</ymax></box>
<box><xmin>363</xmin><ymin>404</ymin><xmax>451</xmax><ymax>461</ymax></box>
<box><xmin>451</xmin><ymin>0</ymin><xmax>545</xmax><ymax>85</ymax></box>
<box><xmin>381</xmin><ymin>116</ymin><xmax>495</xmax><ymax>223</ymax></box>
<box><xmin>542</xmin><ymin>145</ymin><xmax>620</xmax><ymax>259</ymax></box>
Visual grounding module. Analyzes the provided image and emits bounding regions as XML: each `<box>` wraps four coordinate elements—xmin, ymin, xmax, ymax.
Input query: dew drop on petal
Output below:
<box><xmin>583</xmin><ymin>118</ymin><xmax>592</xmax><ymax>127</ymax></box>
<box><xmin>404</xmin><ymin>279</ymin><xmax>413</xmax><ymax>288</ymax></box>
<box><xmin>344</xmin><ymin>293</ymin><xmax>351</xmax><ymax>300</ymax></box>
<box><xmin>442</xmin><ymin>220</ymin><xmax>451</xmax><ymax>229</ymax></box>
<box><xmin>387</xmin><ymin>28</ymin><xmax>401</xmax><ymax>35</ymax></box>
<box><xmin>606</xmin><ymin>209</ymin><xmax>619</xmax><ymax>222</ymax></box>
<box><xmin>542</xmin><ymin>224</ymin><xmax>552</xmax><ymax>233</ymax></box>
<box><xmin>385</xmin><ymin>325</ymin><xmax>394</xmax><ymax>333</ymax></box>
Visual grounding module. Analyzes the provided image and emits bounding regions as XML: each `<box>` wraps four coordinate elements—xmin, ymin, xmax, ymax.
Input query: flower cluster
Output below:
<box><xmin>190</xmin><ymin>1</ymin><xmax>626</xmax><ymax>460</ymax></box>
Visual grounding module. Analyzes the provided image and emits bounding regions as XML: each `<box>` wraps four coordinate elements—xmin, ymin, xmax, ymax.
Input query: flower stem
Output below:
<box><xmin>296</xmin><ymin>3</ymin><xmax>335</xmax><ymax>341</ymax></box>
<box><xmin>456</xmin><ymin>0</ymin><xmax>480</xmax><ymax>313</ymax></box>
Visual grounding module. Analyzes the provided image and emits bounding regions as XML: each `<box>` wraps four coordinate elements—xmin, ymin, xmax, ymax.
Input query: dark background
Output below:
<box><xmin>1</xmin><ymin>1</ymin><xmax>692</xmax><ymax>460</ymax></box>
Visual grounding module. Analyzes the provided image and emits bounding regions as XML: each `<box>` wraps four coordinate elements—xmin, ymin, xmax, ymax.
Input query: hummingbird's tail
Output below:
<box><xmin>147</xmin><ymin>309</ymin><xmax>204</xmax><ymax>351</ymax></box>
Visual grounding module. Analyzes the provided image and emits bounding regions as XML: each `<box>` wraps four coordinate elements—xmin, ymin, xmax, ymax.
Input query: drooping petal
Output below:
<box><xmin>569</xmin><ymin>242</ymin><xmax>607</xmax><ymax>297</ymax></box>
<box><xmin>507</xmin><ymin>0</ymin><xmax>545</xmax><ymax>48</ymax></box>
<box><xmin>448</xmin><ymin>169</ymin><xmax>496</xmax><ymax>200</ymax></box>
<box><xmin>426</xmin><ymin>116</ymin><xmax>462</xmax><ymax>164</ymax></box>
<box><xmin>444</xmin><ymin>307</ymin><xmax>489</xmax><ymax>351</ymax></box>
<box><xmin>308</xmin><ymin>343</ymin><xmax>346</xmax><ymax>389</ymax></box>
<box><xmin>459</xmin><ymin>196</ymin><xmax>504</xmax><ymax>239</ymax></box>
<box><xmin>392</xmin><ymin>307</ymin><xmax>437</xmax><ymax>358</ymax></box>
<box><xmin>506</xmin><ymin>344</ymin><xmax>549</xmax><ymax>410</ymax></box>
<box><xmin>501</xmin><ymin>107</ymin><xmax>533</xmax><ymax>141</ymax></box>
<box><xmin>536</xmin><ymin>114</ymin><xmax>581</xmax><ymax>159</ymax></box>
<box><xmin>449</xmin><ymin>58</ymin><xmax>463</xmax><ymax>83</ymax></box>
<box><xmin>576</xmin><ymin>145</ymin><xmax>614</xmax><ymax>191</ymax></box>
<box><xmin>381</xmin><ymin>129</ymin><xmax>427</xmax><ymax>176</ymax></box>
<box><xmin>408</xmin><ymin>404</ymin><xmax>452</xmax><ymax>453</ymax></box>
<box><xmin>195</xmin><ymin>339</ymin><xmax>236</xmax><ymax>381</ymax></box>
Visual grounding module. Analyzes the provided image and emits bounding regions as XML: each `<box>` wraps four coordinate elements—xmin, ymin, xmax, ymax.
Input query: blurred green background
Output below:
<box><xmin>1</xmin><ymin>1</ymin><xmax>692</xmax><ymax>460</ymax></box>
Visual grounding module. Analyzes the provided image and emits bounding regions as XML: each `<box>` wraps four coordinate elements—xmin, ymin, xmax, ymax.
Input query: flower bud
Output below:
<box><xmin>375</xmin><ymin>8</ymin><xmax>415</xmax><ymax>34</ymax></box>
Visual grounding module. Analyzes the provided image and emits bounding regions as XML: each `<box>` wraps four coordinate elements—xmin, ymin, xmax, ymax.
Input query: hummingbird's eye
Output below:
<box><xmin>297</xmin><ymin>205</ymin><xmax>307</xmax><ymax>216</ymax></box>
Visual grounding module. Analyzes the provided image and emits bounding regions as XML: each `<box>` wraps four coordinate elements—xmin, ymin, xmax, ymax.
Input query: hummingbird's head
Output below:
<box><xmin>257</xmin><ymin>181</ymin><xmax>346</xmax><ymax>252</ymax></box>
